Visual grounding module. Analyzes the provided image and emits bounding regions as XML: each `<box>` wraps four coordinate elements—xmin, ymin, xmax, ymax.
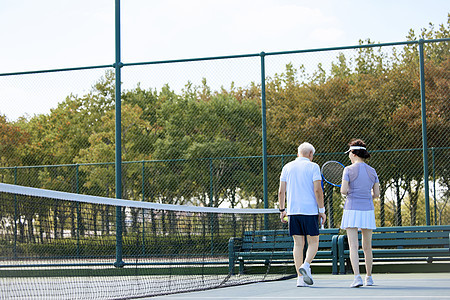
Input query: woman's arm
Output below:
<box><xmin>341</xmin><ymin>179</ymin><xmax>349</xmax><ymax>196</ymax></box>
<box><xmin>372</xmin><ymin>182</ymin><xmax>380</xmax><ymax>199</ymax></box>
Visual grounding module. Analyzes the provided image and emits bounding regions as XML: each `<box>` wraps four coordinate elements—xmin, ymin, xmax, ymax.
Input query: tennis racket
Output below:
<box><xmin>321</xmin><ymin>161</ymin><xmax>345</xmax><ymax>187</ymax></box>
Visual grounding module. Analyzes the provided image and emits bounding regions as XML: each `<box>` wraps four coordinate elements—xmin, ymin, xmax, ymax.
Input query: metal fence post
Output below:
<box><xmin>76</xmin><ymin>164</ymin><xmax>80</xmax><ymax>257</ymax></box>
<box><xmin>418</xmin><ymin>39</ymin><xmax>431</xmax><ymax>226</ymax></box>
<box><xmin>260</xmin><ymin>51</ymin><xmax>269</xmax><ymax>230</ymax></box>
<box><xmin>209</xmin><ymin>158</ymin><xmax>214</xmax><ymax>206</ymax></box>
<box><xmin>114</xmin><ymin>0</ymin><xmax>124</xmax><ymax>268</ymax></box>
<box><xmin>431</xmin><ymin>148</ymin><xmax>437</xmax><ymax>225</ymax></box>
<box><xmin>13</xmin><ymin>167</ymin><xmax>17</xmax><ymax>259</ymax></box>
<box><xmin>209</xmin><ymin>158</ymin><xmax>214</xmax><ymax>255</ymax></box>
<box><xmin>142</xmin><ymin>160</ymin><xmax>146</xmax><ymax>256</ymax></box>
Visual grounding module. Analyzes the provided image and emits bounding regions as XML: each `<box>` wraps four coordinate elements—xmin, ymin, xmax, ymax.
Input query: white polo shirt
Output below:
<box><xmin>280</xmin><ymin>157</ymin><xmax>322</xmax><ymax>215</ymax></box>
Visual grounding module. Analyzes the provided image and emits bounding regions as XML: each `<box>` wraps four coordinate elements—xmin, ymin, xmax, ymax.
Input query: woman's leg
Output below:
<box><xmin>361</xmin><ymin>228</ymin><xmax>373</xmax><ymax>276</ymax></box>
<box><xmin>346</xmin><ymin>228</ymin><xmax>360</xmax><ymax>275</ymax></box>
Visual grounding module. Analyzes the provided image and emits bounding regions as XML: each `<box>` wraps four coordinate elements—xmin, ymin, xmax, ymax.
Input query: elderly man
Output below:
<box><xmin>278</xmin><ymin>142</ymin><xmax>326</xmax><ymax>287</ymax></box>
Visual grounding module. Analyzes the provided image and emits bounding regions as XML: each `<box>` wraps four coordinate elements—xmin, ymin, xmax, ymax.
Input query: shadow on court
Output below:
<box><xmin>148</xmin><ymin>273</ymin><xmax>450</xmax><ymax>300</ymax></box>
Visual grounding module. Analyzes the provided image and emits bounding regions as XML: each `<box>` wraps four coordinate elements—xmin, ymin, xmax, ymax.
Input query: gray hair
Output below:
<box><xmin>298</xmin><ymin>142</ymin><xmax>315</xmax><ymax>156</ymax></box>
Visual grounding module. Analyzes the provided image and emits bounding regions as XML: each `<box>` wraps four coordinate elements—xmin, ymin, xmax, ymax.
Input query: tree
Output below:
<box><xmin>0</xmin><ymin>115</ymin><xmax>29</xmax><ymax>168</ymax></box>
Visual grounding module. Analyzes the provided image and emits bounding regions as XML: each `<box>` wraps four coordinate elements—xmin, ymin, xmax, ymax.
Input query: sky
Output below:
<box><xmin>0</xmin><ymin>0</ymin><xmax>449</xmax><ymax>121</ymax></box>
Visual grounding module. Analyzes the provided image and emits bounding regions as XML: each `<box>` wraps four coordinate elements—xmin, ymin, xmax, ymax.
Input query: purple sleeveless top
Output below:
<box><xmin>343</xmin><ymin>162</ymin><xmax>379</xmax><ymax>211</ymax></box>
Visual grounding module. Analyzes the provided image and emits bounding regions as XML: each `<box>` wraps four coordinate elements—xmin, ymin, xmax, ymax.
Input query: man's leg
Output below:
<box><xmin>305</xmin><ymin>234</ymin><xmax>319</xmax><ymax>264</ymax></box>
<box><xmin>298</xmin><ymin>234</ymin><xmax>319</xmax><ymax>285</ymax></box>
<box><xmin>292</xmin><ymin>235</ymin><xmax>305</xmax><ymax>276</ymax></box>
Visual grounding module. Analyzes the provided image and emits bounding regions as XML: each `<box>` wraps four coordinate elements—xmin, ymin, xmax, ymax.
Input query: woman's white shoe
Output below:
<box><xmin>350</xmin><ymin>275</ymin><xmax>363</xmax><ymax>288</ymax></box>
<box><xmin>365</xmin><ymin>275</ymin><xmax>374</xmax><ymax>286</ymax></box>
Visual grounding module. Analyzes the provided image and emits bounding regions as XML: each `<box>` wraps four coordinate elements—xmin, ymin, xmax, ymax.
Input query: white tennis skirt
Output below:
<box><xmin>340</xmin><ymin>209</ymin><xmax>376</xmax><ymax>230</ymax></box>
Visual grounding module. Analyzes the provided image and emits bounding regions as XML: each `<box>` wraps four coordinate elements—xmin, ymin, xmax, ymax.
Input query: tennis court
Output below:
<box><xmin>149</xmin><ymin>273</ymin><xmax>450</xmax><ymax>300</ymax></box>
<box><xmin>2</xmin><ymin>183</ymin><xmax>450</xmax><ymax>299</ymax></box>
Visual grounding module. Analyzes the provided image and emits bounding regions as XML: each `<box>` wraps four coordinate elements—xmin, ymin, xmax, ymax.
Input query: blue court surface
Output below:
<box><xmin>149</xmin><ymin>273</ymin><xmax>450</xmax><ymax>300</ymax></box>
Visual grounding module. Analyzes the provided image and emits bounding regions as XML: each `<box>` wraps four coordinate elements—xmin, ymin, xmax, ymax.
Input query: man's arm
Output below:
<box><xmin>313</xmin><ymin>180</ymin><xmax>324</xmax><ymax>208</ymax></box>
<box><xmin>278</xmin><ymin>181</ymin><xmax>287</xmax><ymax>223</ymax></box>
<box><xmin>313</xmin><ymin>180</ymin><xmax>326</xmax><ymax>225</ymax></box>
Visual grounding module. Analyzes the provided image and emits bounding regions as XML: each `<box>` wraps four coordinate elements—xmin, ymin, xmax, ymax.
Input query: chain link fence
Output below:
<box><xmin>1</xmin><ymin>37</ymin><xmax>449</xmax><ymax>228</ymax></box>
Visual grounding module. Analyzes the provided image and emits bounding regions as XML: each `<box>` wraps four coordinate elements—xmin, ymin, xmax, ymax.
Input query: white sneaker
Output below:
<box><xmin>350</xmin><ymin>275</ymin><xmax>363</xmax><ymax>288</ymax></box>
<box><xmin>299</xmin><ymin>264</ymin><xmax>313</xmax><ymax>285</ymax></box>
<box><xmin>365</xmin><ymin>275</ymin><xmax>374</xmax><ymax>286</ymax></box>
<box><xmin>297</xmin><ymin>276</ymin><xmax>307</xmax><ymax>287</ymax></box>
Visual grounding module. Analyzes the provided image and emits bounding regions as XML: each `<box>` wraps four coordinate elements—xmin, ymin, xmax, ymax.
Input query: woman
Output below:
<box><xmin>340</xmin><ymin>139</ymin><xmax>380</xmax><ymax>288</ymax></box>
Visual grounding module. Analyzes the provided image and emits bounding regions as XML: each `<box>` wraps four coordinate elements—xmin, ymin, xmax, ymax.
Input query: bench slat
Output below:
<box><xmin>372</xmin><ymin>239</ymin><xmax>448</xmax><ymax>247</ymax></box>
<box><xmin>373</xmin><ymin>232</ymin><xmax>449</xmax><ymax>239</ymax></box>
<box><xmin>374</xmin><ymin>225</ymin><xmax>450</xmax><ymax>232</ymax></box>
<box><xmin>342</xmin><ymin>248</ymin><xmax>449</xmax><ymax>256</ymax></box>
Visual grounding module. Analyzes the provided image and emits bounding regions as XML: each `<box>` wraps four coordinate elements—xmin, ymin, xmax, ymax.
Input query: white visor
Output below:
<box><xmin>345</xmin><ymin>146</ymin><xmax>366</xmax><ymax>153</ymax></box>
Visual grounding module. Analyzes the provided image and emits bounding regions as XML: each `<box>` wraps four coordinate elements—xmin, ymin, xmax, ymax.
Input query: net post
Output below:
<box><xmin>418</xmin><ymin>39</ymin><xmax>430</xmax><ymax>226</ymax></box>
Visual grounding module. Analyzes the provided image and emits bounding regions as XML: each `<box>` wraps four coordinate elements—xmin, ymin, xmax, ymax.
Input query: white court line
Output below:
<box><xmin>162</xmin><ymin>297</ymin><xmax>450</xmax><ymax>299</ymax></box>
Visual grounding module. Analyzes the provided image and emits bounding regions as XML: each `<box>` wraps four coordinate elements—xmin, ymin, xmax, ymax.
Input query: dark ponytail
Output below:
<box><xmin>349</xmin><ymin>139</ymin><xmax>371</xmax><ymax>159</ymax></box>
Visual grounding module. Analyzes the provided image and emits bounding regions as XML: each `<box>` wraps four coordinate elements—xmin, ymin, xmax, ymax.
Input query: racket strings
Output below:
<box><xmin>322</xmin><ymin>162</ymin><xmax>344</xmax><ymax>185</ymax></box>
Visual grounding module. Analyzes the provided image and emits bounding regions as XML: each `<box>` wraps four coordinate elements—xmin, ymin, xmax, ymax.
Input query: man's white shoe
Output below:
<box><xmin>297</xmin><ymin>276</ymin><xmax>307</xmax><ymax>287</ymax></box>
<box><xmin>299</xmin><ymin>264</ymin><xmax>313</xmax><ymax>285</ymax></box>
<box><xmin>365</xmin><ymin>275</ymin><xmax>374</xmax><ymax>286</ymax></box>
<box><xmin>350</xmin><ymin>275</ymin><xmax>363</xmax><ymax>288</ymax></box>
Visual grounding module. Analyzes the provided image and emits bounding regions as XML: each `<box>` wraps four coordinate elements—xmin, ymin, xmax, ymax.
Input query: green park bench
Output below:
<box><xmin>228</xmin><ymin>228</ymin><xmax>340</xmax><ymax>275</ymax></box>
<box><xmin>338</xmin><ymin>225</ymin><xmax>450</xmax><ymax>274</ymax></box>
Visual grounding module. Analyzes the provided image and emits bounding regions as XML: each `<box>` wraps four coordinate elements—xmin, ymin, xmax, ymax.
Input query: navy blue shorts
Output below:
<box><xmin>288</xmin><ymin>214</ymin><xmax>320</xmax><ymax>236</ymax></box>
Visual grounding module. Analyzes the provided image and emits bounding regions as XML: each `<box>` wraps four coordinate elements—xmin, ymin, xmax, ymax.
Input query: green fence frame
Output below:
<box><xmin>0</xmin><ymin>0</ymin><xmax>448</xmax><ymax>267</ymax></box>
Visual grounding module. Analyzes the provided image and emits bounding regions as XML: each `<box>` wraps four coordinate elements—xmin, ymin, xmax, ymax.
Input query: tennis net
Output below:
<box><xmin>0</xmin><ymin>183</ymin><xmax>294</xmax><ymax>299</ymax></box>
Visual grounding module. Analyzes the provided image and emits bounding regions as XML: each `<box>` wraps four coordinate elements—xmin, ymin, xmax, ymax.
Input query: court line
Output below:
<box><xmin>162</xmin><ymin>297</ymin><xmax>450</xmax><ymax>299</ymax></box>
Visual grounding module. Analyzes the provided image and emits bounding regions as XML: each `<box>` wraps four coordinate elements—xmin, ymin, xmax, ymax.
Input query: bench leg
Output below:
<box><xmin>332</xmin><ymin>256</ymin><xmax>338</xmax><ymax>275</ymax></box>
<box><xmin>332</xmin><ymin>235</ymin><xmax>338</xmax><ymax>274</ymax></box>
<box><xmin>339</xmin><ymin>255</ymin><xmax>346</xmax><ymax>274</ymax></box>
<box><xmin>239</xmin><ymin>260</ymin><xmax>244</xmax><ymax>275</ymax></box>
<box><xmin>338</xmin><ymin>235</ymin><xmax>347</xmax><ymax>274</ymax></box>
<box><xmin>229</xmin><ymin>258</ymin><xmax>235</xmax><ymax>275</ymax></box>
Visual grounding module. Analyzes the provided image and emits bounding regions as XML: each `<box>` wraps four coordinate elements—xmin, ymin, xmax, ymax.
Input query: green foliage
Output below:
<box><xmin>0</xmin><ymin>115</ymin><xmax>29</xmax><ymax>167</ymax></box>
<box><xmin>0</xmin><ymin>18</ymin><xmax>449</xmax><ymax>229</ymax></box>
